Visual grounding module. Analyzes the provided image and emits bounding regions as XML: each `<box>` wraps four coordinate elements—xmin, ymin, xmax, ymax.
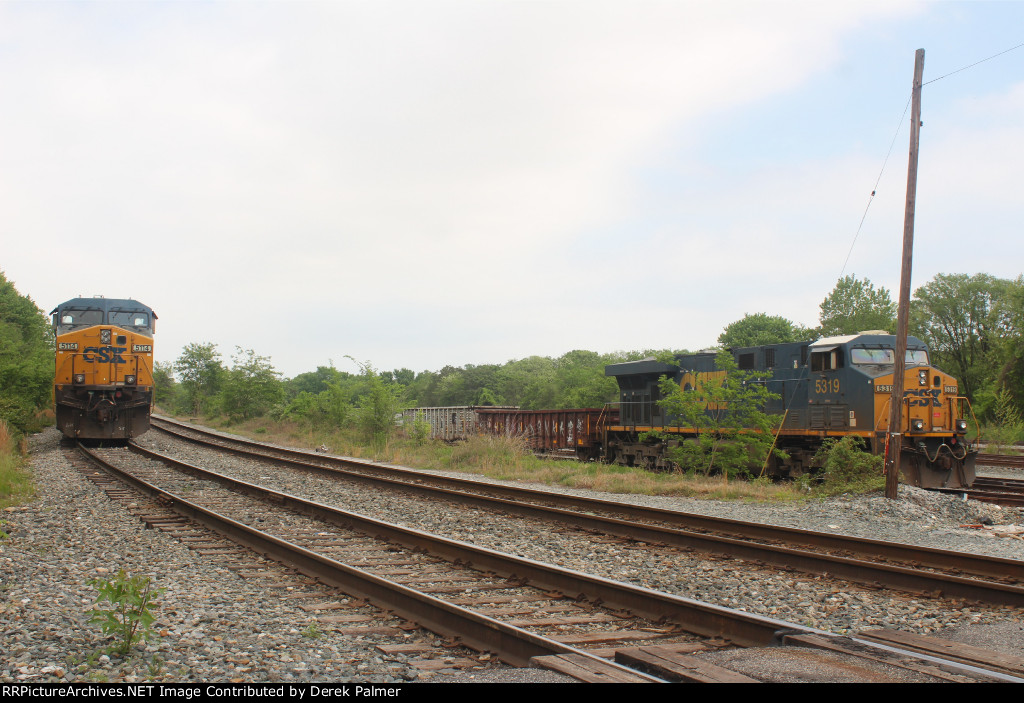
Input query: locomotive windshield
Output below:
<box><xmin>850</xmin><ymin>348</ymin><xmax>929</xmax><ymax>366</ymax></box>
<box><xmin>55</xmin><ymin>308</ymin><xmax>103</xmax><ymax>332</ymax></box>
<box><xmin>109</xmin><ymin>310</ymin><xmax>152</xmax><ymax>332</ymax></box>
<box><xmin>52</xmin><ymin>299</ymin><xmax>156</xmax><ymax>335</ymax></box>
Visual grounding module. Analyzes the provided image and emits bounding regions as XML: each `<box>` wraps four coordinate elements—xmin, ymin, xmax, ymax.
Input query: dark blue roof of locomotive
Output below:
<box><xmin>605</xmin><ymin>359</ymin><xmax>678</xmax><ymax>377</ymax></box>
<box><xmin>605</xmin><ymin>333</ymin><xmax>931</xmax><ymax>378</ymax></box>
<box><xmin>50</xmin><ymin>297</ymin><xmax>157</xmax><ymax>318</ymax></box>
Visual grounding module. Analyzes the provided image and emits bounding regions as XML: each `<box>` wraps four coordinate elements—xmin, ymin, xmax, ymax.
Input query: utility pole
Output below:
<box><xmin>885</xmin><ymin>48</ymin><xmax>925</xmax><ymax>500</ymax></box>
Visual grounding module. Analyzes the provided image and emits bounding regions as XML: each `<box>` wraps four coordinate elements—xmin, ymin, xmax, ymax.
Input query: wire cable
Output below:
<box><xmin>923</xmin><ymin>41</ymin><xmax>1024</xmax><ymax>86</ymax></box>
<box><xmin>839</xmin><ymin>41</ymin><xmax>1024</xmax><ymax>278</ymax></box>
<box><xmin>839</xmin><ymin>96</ymin><xmax>911</xmax><ymax>279</ymax></box>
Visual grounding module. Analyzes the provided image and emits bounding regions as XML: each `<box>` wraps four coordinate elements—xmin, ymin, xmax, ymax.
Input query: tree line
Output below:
<box><xmin>0</xmin><ymin>270</ymin><xmax>1021</xmax><ymax>447</ymax></box>
<box><xmin>156</xmin><ymin>346</ymin><xmax>646</xmax><ymax>423</ymax></box>
<box><xmin>156</xmin><ymin>271</ymin><xmax>1023</xmax><ymax>438</ymax></box>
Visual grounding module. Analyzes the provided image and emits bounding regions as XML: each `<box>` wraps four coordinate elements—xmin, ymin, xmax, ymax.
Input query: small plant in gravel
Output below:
<box><xmin>88</xmin><ymin>570</ymin><xmax>165</xmax><ymax>655</ymax></box>
<box><xmin>301</xmin><ymin>621</ymin><xmax>323</xmax><ymax>639</ymax></box>
<box><xmin>147</xmin><ymin>654</ymin><xmax>165</xmax><ymax>678</ymax></box>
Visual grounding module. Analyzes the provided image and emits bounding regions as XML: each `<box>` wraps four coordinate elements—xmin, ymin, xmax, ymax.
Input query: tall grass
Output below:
<box><xmin>193</xmin><ymin>412</ymin><xmax>813</xmax><ymax>501</ymax></box>
<box><xmin>0</xmin><ymin>419</ymin><xmax>35</xmax><ymax>509</ymax></box>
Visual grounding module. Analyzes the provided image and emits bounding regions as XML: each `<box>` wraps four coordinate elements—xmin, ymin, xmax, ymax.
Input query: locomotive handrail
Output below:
<box><xmin>874</xmin><ymin>395</ymin><xmax>891</xmax><ymax>433</ymax></box>
<box><xmin>955</xmin><ymin>395</ymin><xmax>981</xmax><ymax>444</ymax></box>
<box><xmin>758</xmin><ymin>409</ymin><xmax>788</xmax><ymax>477</ymax></box>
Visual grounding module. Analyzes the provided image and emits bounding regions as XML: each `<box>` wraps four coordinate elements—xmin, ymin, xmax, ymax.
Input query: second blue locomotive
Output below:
<box><xmin>604</xmin><ymin>332</ymin><xmax>977</xmax><ymax>489</ymax></box>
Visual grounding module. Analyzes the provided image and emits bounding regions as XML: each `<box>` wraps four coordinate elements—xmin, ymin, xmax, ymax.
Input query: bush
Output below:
<box><xmin>987</xmin><ymin>387</ymin><xmax>1024</xmax><ymax>450</ymax></box>
<box><xmin>658</xmin><ymin>350</ymin><xmax>783</xmax><ymax>478</ymax></box>
<box><xmin>812</xmin><ymin>436</ymin><xmax>884</xmax><ymax>495</ymax></box>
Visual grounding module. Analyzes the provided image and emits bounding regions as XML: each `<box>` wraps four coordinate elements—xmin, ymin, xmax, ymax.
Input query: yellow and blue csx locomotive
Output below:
<box><xmin>604</xmin><ymin>332</ymin><xmax>978</xmax><ymax>489</ymax></box>
<box><xmin>51</xmin><ymin>297</ymin><xmax>157</xmax><ymax>439</ymax></box>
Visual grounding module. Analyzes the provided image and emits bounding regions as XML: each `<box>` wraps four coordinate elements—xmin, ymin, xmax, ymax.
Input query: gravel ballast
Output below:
<box><xmin>2</xmin><ymin>427</ymin><xmax>1022</xmax><ymax>684</ymax></box>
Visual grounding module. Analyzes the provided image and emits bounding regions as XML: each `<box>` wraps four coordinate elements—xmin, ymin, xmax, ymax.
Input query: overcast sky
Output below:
<box><xmin>2</xmin><ymin>1</ymin><xmax>1022</xmax><ymax>378</ymax></box>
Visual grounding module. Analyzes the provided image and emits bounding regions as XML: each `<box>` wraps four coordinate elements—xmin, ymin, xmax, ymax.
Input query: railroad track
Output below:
<box><xmin>149</xmin><ymin>416</ymin><xmax>1024</xmax><ymax>609</ymax></box>
<box><xmin>934</xmin><ymin>476</ymin><xmax>1024</xmax><ymax>508</ymax></box>
<box><xmin>977</xmin><ymin>453</ymin><xmax>1024</xmax><ymax>470</ymax></box>
<box><xmin>70</xmin><ymin>437</ymin><xmax>1024</xmax><ymax>683</ymax></box>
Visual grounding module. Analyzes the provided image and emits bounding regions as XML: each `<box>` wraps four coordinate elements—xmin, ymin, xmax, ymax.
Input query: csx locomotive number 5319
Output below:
<box><xmin>604</xmin><ymin>333</ymin><xmax>977</xmax><ymax>489</ymax></box>
<box><xmin>51</xmin><ymin>296</ymin><xmax>157</xmax><ymax>439</ymax></box>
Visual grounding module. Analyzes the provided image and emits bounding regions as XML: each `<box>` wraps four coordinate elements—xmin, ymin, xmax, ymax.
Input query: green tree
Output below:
<box><xmin>909</xmin><ymin>273</ymin><xmax>1009</xmax><ymax>403</ymax></box>
<box><xmin>0</xmin><ymin>272</ymin><xmax>53</xmax><ymax>435</ymax></box>
<box><xmin>151</xmin><ymin>362</ymin><xmax>178</xmax><ymax>411</ymax></box>
<box><xmin>389</xmin><ymin>368</ymin><xmax>416</xmax><ymax>387</ymax></box>
<box><xmin>494</xmin><ymin>356</ymin><xmax>558</xmax><ymax>409</ymax></box>
<box><xmin>173</xmin><ymin>343</ymin><xmax>224</xmax><ymax>416</ymax></box>
<box><xmin>554</xmin><ymin>350</ymin><xmax>618</xmax><ymax>408</ymax></box>
<box><xmin>401</xmin><ymin>369</ymin><xmax>442</xmax><ymax>408</ymax></box>
<box><xmin>348</xmin><ymin>357</ymin><xmax>404</xmax><ymax>452</ymax></box>
<box><xmin>987</xmin><ymin>387</ymin><xmax>1024</xmax><ymax>450</ymax></box>
<box><xmin>657</xmin><ymin>350</ymin><xmax>783</xmax><ymax>477</ymax></box>
<box><xmin>818</xmin><ymin>275</ymin><xmax>896</xmax><ymax>336</ymax></box>
<box><xmin>718</xmin><ymin>313</ymin><xmax>807</xmax><ymax>348</ymax></box>
<box><xmin>286</xmin><ymin>365</ymin><xmax>356</xmax><ymax>398</ymax></box>
<box><xmin>278</xmin><ymin>367</ymin><xmax>352</xmax><ymax>429</ymax></box>
<box><xmin>987</xmin><ymin>275</ymin><xmax>1024</xmax><ymax>416</ymax></box>
<box><xmin>435</xmin><ymin>366</ymin><xmax>468</xmax><ymax>406</ymax></box>
<box><xmin>221</xmin><ymin>347</ymin><xmax>284</xmax><ymax>420</ymax></box>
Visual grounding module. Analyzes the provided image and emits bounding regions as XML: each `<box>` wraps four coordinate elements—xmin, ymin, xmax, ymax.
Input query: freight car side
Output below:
<box><xmin>403</xmin><ymin>406</ymin><xmax>615</xmax><ymax>460</ymax></box>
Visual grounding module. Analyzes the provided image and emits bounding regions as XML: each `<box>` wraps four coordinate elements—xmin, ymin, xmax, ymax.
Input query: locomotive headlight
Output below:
<box><xmin>956</xmin><ymin>419</ymin><xmax>968</xmax><ymax>434</ymax></box>
<box><xmin>100</xmin><ymin>329</ymin><xmax>111</xmax><ymax>344</ymax></box>
<box><xmin>125</xmin><ymin>375</ymin><xmax>137</xmax><ymax>385</ymax></box>
<box><xmin>918</xmin><ymin>370</ymin><xmax>927</xmax><ymax>386</ymax></box>
<box><xmin>911</xmin><ymin>419</ymin><xmax>925</xmax><ymax>432</ymax></box>
<box><xmin>73</xmin><ymin>373</ymin><xmax>85</xmax><ymax>384</ymax></box>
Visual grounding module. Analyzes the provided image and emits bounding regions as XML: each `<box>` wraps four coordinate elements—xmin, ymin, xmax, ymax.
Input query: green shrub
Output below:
<box><xmin>812</xmin><ymin>436</ymin><xmax>884</xmax><ymax>495</ymax></box>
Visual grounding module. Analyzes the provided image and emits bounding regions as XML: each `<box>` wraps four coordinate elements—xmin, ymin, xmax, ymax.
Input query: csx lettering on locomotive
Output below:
<box><xmin>82</xmin><ymin>346</ymin><xmax>127</xmax><ymax>363</ymax></box>
<box><xmin>904</xmin><ymin>388</ymin><xmax>942</xmax><ymax>407</ymax></box>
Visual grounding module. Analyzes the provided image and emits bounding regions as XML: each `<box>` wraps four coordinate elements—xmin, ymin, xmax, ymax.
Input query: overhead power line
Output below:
<box><xmin>839</xmin><ymin>40</ymin><xmax>1024</xmax><ymax>279</ymax></box>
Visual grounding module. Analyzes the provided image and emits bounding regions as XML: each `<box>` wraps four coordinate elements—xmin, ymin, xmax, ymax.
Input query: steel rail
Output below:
<box><xmin>77</xmin><ymin>442</ymin><xmax>661</xmax><ymax>677</ymax></box>
<box><xmin>121</xmin><ymin>441</ymin><xmax>815</xmax><ymax>647</ymax></box>
<box><xmin>78</xmin><ymin>441</ymin><xmax>1024</xmax><ymax>683</ymax></box>
<box><xmin>977</xmin><ymin>453</ymin><xmax>1024</xmax><ymax>469</ymax></box>
<box><xmin>151</xmin><ymin>418</ymin><xmax>1024</xmax><ymax>591</ymax></box>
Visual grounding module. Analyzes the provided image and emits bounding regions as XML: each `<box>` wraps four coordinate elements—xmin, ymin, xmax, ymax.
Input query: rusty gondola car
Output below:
<box><xmin>51</xmin><ymin>296</ymin><xmax>157</xmax><ymax>439</ymax></box>
<box><xmin>403</xmin><ymin>406</ymin><xmax>616</xmax><ymax>460</ymax></box>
